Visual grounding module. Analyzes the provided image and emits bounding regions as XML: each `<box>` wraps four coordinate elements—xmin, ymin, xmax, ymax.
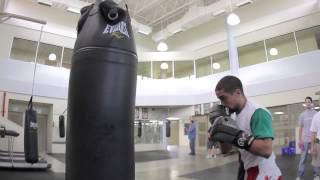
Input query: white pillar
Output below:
<box><xmin>226</xmin><ymin>14</ymin><xmax>240</xmax><ymax>77</ymax></box>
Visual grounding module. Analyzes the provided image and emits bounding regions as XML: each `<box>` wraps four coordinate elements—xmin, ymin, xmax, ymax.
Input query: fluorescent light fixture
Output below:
<box><xmin>274</xmin><ymin>112</ymin><xmax>284</xmax><ymax>115</ymax></box>
<box><xmin>315</xmin><ymin>107</ymin><xmax>320</xmax><ymax>110</ymax></box>
<box><xmin>227</xmin><ymin>13</ymin><xmax>240</xmax><ymax>26</ymax></box>
<box><xmin>37</xmin><ymin>0</ymin><xmax>53</xmax><ymax>6</ymax></box>
<box><xmin>157</xmin><ymin>41</ymin><xmax>168</xmax><ymax>52</ymax></box>
<box><xmin>138</xmin><ymin>29</ymin><xmax>151</xmax><ymax>35</ymax></box>
<box><xmin>212</xmin><ymin>62</ymin><xmax>221</xmax><ymax>70</ymax></box>
<box><xmin>166</xmin><ymin>117</ymin><xmax>180</xmax><ymax>120</ymax></box>
<box><xmin>171</xmin><ymin>28</ymin><xmax>185</xmax><ymax>34</ymax></box>
<box><xmin>269</xmin><ymin>48</ymin><xmax>278</xmax><ymax>56</ymax></box>
<box><xmin>160</xmin><ymin>62</ymin><xmax>168</xmax><ymax>70</ymax></box>
<box><xmin>48</xmin><ymin>53</ymin><xmax>56</xmax><ymax>61</ymax></box>
<box><xmin>213</xmin><ymin>9</ymin><xmax>227</xmax><ymax>16</ymax></box>
<box><xmin>236</xmin><ymin>0</ymin><xmax>253</xmax><ymax>7</ymax></box>
<box><xmin>137</xmin><ymin>24</ymin><xmax>152</xmax><ymax>35</ymax></box>
<box><xmin>67</xmin><ymin>7</ymin><xmax>80</xmax><ymax>14</ymax></box>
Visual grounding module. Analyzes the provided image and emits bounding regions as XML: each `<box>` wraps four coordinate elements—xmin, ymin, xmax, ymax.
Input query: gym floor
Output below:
<box><xmin>0</xmin><ymin>148</ymin><xmax>314</xmax><ymax>180</ymax></box>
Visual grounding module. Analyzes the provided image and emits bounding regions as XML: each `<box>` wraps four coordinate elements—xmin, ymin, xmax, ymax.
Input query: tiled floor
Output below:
<box><xmin>0</xmin><ymin>147</ymin><xmax>316</xmax><ymax>180</ymax></box>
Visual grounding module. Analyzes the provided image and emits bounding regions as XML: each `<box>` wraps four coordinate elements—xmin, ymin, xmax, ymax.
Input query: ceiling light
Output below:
<box><xmin>212</xmin><ymin>62</ymin><xmax>221</xmax><ymax>70</ymax></box>
<box><xmin>269</xmin><ymin>48</ymin><xmax>278</xmax><ymax>56</ymax></box>
<box><xmin>160</xmin><ymin>62</ymin><xmax>168</xmax><ymax>70</ymax></box>
<box><xmin>227</xmin><ymin>13</ymin><xmax>240</xmax><ymax>26</ymax></box>
<box><xmin>236</xmin><ymin>0</ymin><xmax>253</xmax><ymax>7</ymax></box>
<box><xmin>37</xmin><ymin>0</ymin><xmax>53</xmax><ymax>6</ymax></box>
<box><xmin>171</xmin><ymin>28</ymin><xmax>185</xmax><ymax>34</ymax></box>
<box><xmin>274</xmin><ymin>112</ymin><xmax>284</xmax><ymax>115</ymax></box>
<box><xmin>137</xmin><ymin>24</ymin><xmax>152</xmax><ymax>35</ymax></box>
<box><xmin>67</xmin><ymin>7</ymin><xmax>80</xmax><ymax>14</ymax></box>
<box><xmin>138</xmin><ymin>29</ymin><xmax>151</xmax><ymax>35</ymax></box>
<box><xmin>315</xmin><ymin>107</ymin><xmax>320</xmax><ymax>110</ymax></box>
<box><xmin>157</xmin><ymin>41</ymin><xmax>168</xmax><ymax>52</ymax></box>
<box><xmin>213</xmin><ymin>9</ymin><xmax>227</xmax><ymax>16</ymax></box>
<box><xmin>166</xmin><ymin>117</ymin><xmax>180</xmax><ymax>120</ymax></box>
<box><xmin>48</xmin><ymin>53</ymin><xmax>57</xmax><ymax>61</ymax></box>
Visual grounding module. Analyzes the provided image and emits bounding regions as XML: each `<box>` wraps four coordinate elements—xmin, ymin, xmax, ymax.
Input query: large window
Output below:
<box><xmin>138</xmin><ymin>61</ymin><xmax>151</xmax><ymax>78</ymax></box>
<box><xmin>238</xmin><ymin>41</ymin><xmax>266</xmax><ymax>67</ymax></box>
<box><xmin>62</xmin><ymin>48</ymin><xmax>73</xmax><ymax>69</ymax></box>
<box><xmin>37</xmin><ymin>42</ymin><xmax>62</xmax><ymax>67</ymax></box>
<box><xmin>10</xmin><ymin>38</ymin><xmax>37</xmax><ymax>62</ymax></box>
<box><xmin>152</xmin><ymin>61</ymin><xmax>173</xmax><ymax>79</ymax></box>
<box><xmin>212</xmin><ymin>51</ymin><xmax>229</xmax><ymax>74</ymax></box>
<box><xmin>174</xmin><ymin>60</ymin><xmax>194</xmax><ymax>79</ymax></box>
<box><xmin>195</xmin><ymin>56</ymin><xmax>211</xmax><ymax>78</ymax></box>
<box><xmin>296</xmin><ymin>26</ymin><xmax>320</xmax><ymax>54</ymax></box>
<box><xmin>268</xmin><ymin>100</ymin><xmax>319</xmax><ymax>148</ymax></box>
<box><xmin>265</xmin><ymin>33</ymin><xmax>297</xmax><ymax>61</ymax></box>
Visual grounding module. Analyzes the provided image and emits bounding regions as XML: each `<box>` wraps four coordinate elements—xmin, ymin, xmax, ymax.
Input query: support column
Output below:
<box><xmin>226</xmin><ymin>14</ymin><xmax>240</xmax><ymax>77</ymax></box>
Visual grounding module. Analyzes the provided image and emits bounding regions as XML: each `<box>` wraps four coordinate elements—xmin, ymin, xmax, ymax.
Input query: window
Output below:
<box><xmin>265</xmin><ymin>33</ymin><xmax>297</xmax><ymax>61</ymax></box>
<box><xmin>152</xmin><ymin>61</ymin><xmax>173</xmax><ymax>79</ymax></box>
<box><xmin>195</xmin><ymin>56</ymin><xmax>211</xmax><ymax>78</ymax></box>
<box><xmin>174</xmin><ymin>60</ymin><xmax>194</xmax><ymax>79</ymax></box>
<box><xmin>238</xmin><ymin>41</ymin><xmax>266</xmax><ymax>67</ymax></box>
<box><xmin>211</xmin><ymin>51</ymin><xmax>229</xmax><ymax>74</ymax></box>
<box><xmin>296</xmin><ymin>26</ymin><xmax>320</xmax><ymax>54</ymax></box>
<box><xmin>62</xmin><ymin>48</ymin><xmax>73</xmax><ymax>69</ymax></box>
<box><xmin>37</xmin><ymin>42</ymin><xmax>62</xmax><ymax>67</ymax></box>
<box><xmin>10</xmin><ymin>38</ymin><xmax>37</xmax><ymax>62</ymax></box>
<box><xmin>138</xmin><ymin>61</ymin><xmax>151</xmax><ymax>78</ymax></box>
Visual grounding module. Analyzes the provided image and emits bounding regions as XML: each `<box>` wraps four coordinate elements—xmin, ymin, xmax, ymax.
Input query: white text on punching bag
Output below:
<box><xmin>103</xmin><ymin>21</ymin><xmax>130</xmax><ymax>38</ymax></box>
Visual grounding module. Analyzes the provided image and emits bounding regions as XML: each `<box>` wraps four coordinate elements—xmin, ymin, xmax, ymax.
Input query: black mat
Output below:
<box><xmin>49</xmin><ymin>150</ymin><xmax>178</xmax><ymax>164</ymax></box>
<box><xmin>180</xmin><ymin>155</ymin><xmax>314</xmax><ymax>180</ymax></box>
<box><xmin>135</xmin><ymin>150</ymin><xmax>178</xmax><ymax>162</ymax></box>
<box><xmin>0</xmin><ymin>169</ymin><xmax>64</xmax><ymax>180</ymax></box>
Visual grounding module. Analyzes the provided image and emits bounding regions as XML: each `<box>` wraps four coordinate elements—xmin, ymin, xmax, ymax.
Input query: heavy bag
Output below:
<box><xmin>166</xmin><ymin>120</ymin><xmax>171</xmax><ymax>138</ymax></box>
<box><xmin>137</xmin><ymin>121</ymin><xmax>142</xmax><ymax>137</ymax></box>
<box><xmin>59</xmin><ymin>115</ymin><xmax>65</xmax><ymax>138</ymax></box>
<box><xmin>24</xmin><ymin>96</ymin><xmax>39</xmax><ymax>163</ymax></box>
<box><xmin>66</xmin><ymin>1</ymin><xmax>137</xmax><ymax>180</ymax></box>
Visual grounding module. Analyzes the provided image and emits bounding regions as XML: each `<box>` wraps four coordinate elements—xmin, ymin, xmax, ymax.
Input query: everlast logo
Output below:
<box><xmin>103</xmin><ymin>21</ymin><xmax>130</xmax><ymax>39</ymax></box>
<box><xmin>30</xmin><ymin>122</ymin><xmax>38</xmax><ymax>130</ymax></box>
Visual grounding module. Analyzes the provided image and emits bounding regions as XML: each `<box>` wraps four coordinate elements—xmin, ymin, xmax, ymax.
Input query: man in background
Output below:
<box><xmin>188</xmin><ymin>119</ymin><xmax>196</xmax><ymax>155</ymax></box>
<box><xmin>296</xmin><ymin>97</ymin><xmax>319</xmax><ymax>180</ymax></box>
<box><xmin>310</xmin><ymin>96</ymin><xmax>320</xmax><ymax>180</ymax></box>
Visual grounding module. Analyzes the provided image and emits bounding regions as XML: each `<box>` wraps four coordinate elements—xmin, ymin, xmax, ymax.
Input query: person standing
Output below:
<box><xmin>211</xmin><ymin>75</ymin><xmax>281</xmax><ymax>180</ymax></box>
<box><xmin>296</xmin><ymin>97</ymin><xmax>319</xmax><ymax>180</ymax></box>
<box><xmin>188</xmin><ymin>119</ymin><xmax>196</xmax><ymax>155</ymax></box>
<box><xmin>310</xmin><ymin>96</ymin><xmax>320</xmax><ymax>180</ymax></box>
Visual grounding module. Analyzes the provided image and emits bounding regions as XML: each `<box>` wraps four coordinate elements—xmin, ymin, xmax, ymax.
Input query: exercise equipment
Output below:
<box><xmin>166</xmin><ymin>120</ymin><xmax>171</xmax><ymax>138</ymax></box>
<box><xmin>138</xmin><ymin>121</ymin><xmax>142</xmax><ymax>137</ymax></box>
<box><xmin>24</xmin><ymin>96</ymin><xmax>39</xmax><ymax>163</ymax></box>
<box><xmin>0</xmin><ymin>126</ymin><xmax>51</xmax><ymax>169</ymax></box>
<box><xmin>66</xmin><ymin>0</ymin><xmax>137</xmax><ymax>180</ymax></box>
<box><xmin>59</xmin><ymin>115</ymin><xmax>65</xmax><ymax>138</ymax></box>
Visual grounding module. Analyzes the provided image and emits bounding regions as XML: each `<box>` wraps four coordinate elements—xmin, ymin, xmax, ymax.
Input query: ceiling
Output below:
<box><xmin>24</xmin><ymin>0</ymin><xmax>250</xmax><ymax>33</ymax></box>
<box><xmin>78</xmin><ymin>0</ymin><xmax>221</xmax><ymax>30</ymax></box>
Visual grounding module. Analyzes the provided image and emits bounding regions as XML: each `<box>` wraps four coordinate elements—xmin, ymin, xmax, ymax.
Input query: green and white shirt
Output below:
<box><xmin>236</xmin><ymin>100</ymin><xmax>281</xmax><ymax>178</ymax></box>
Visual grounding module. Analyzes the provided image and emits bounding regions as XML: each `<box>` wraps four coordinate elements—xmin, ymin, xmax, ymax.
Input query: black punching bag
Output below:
<box><xmin>24</xmin><ymin>96</ymin><xmax>39</xmax><ymax>163</ymax></box>
<box><xmin>59</xmin><ymin>115</ymin><xmax>65</xmax><ymax>138</ymax></box>
<box><xmin>66</xmin><ymin>1</ymin><xmax>137</xmax><ymax>180</ymax></box>
<box><xmin>137</xmin><ymin>121</ymin><xmax>142</xmax><ymax>137</ymax></box>
<box><xmin>166</xmin><ymin>120</ymin><xmax>171</xmax><ymax>138</ymax></box>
